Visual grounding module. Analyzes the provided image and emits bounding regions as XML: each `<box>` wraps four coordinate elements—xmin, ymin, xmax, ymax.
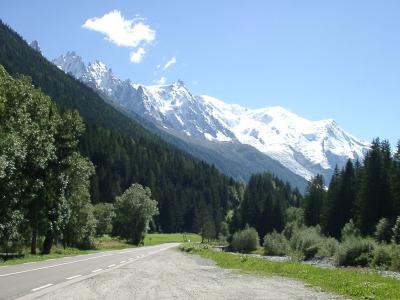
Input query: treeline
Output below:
<box><xmin>305</xmin><ymin>139</ymin><xmax>400</xmax><ymax>237</ymax></box>
<box><xmin>226</xmin><ymin>139</ymin><xmax>400</xmax><ymax>271</ymax></box>
<box><xmin>229</xmin><ymin>173</ymin><xmax>303</xmax><ymax>238</ymax></box>
<box><xmin>0</xmin><ymin>20</ymin><xmax>241</xmax><ymax>234</ymax></box>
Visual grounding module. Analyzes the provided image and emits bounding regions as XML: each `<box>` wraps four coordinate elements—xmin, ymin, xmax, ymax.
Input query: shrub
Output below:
<box><xmin>374</xmin><ymin>218</ymin><xmax>391</xmax><ymax>243</ymax></box>
<box><xmin>263</xmin><ymin>230</ymin><xmax>289</xmax><ymax>256</ymax></box>
<box><xmin>283</xmin><ymin>208</ymin><xmax>305</xmax><ymax>240</ymax></box>
<box><xmin>371</xmin><ymin>244</ymin><xmax>392</xmax><ymax>269</ymax></box>
<box><xmin>390</xmin><ymin>245</ymin><xmax>400</xmax><ymax>271</ymax></box>
<box><xmin>317</xmin><ymin>237</ymin><xmax>340</xmax><ymax>258</ymax></box>
<box><xmin>231</xmin><ymin>225</ymin><xmax>259</xmax><ymax>253</ymax></box>
<box><xmin>341</xmin><ymin>219</ymin><xmax>360</xmax><ymax>241</ymax></box>
<box><xmin>285</xmin><ymin>207</ymin><xmax>305</xmax><ymax>227</ymax></box>
<box><xmin>289</xmin><ymin>225</ymin><xmax>323</xmax><ymax>260</ymax></box>
<box><xmin>335</xmin><ymin>237</ymin><xmax>375</xmax><ymax>267</ymax></box>
<box><xmin>392</xmin><ymin>216</ymin><xmax>400</xmax><ymax>244</ymax></box>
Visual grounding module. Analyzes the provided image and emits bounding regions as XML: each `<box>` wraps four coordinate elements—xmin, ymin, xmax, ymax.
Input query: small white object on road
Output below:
<box><xmin>107</xmin><ymin>264</ymin><xmax>116</xmax><ymax>268</ymax></box>
<box><xmin>66</xmin><ymin>275</ymin><xmax>82</xmax><ymax>280</ymax></box>
<box><xmin>31</xmin><ymin>283</ymin><xmax>53</xmax><ymax>292</ymax></box>
<box><xmin>91</xmin><ymin>269</ymin><xmax>102</xmax><ymax>273</ymax></box>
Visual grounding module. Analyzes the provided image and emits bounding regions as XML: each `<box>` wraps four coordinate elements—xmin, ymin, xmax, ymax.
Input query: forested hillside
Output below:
<box><xmin>0</xmin><ymin>20</ymin><xmax>241</xmax><ymax>233</ymax></box>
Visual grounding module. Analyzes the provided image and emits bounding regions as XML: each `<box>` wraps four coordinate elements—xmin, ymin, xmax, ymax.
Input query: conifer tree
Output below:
<box><xmin>304</xmin><ymin>175</ymin><xmax>326</xmax><ymax>226</ymax></box>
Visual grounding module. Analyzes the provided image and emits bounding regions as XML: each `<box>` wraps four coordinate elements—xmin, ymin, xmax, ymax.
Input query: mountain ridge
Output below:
<box><xmin>53</xmin><ymin>51</ymin><xmax>370</xmax><ymax>185</ymax></box>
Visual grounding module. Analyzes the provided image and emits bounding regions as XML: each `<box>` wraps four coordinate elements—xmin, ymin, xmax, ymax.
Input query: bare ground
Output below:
<box><xmin>39</xmin><ymin>248</ymin><xmax>343</xmax><ymax>300</ymax></box>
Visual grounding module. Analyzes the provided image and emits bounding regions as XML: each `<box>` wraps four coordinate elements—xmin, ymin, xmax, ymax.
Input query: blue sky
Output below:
<box><xmin>1</xmin><ymin>0</ymin><xmax>399</xmax><ymax>146</ymax></box>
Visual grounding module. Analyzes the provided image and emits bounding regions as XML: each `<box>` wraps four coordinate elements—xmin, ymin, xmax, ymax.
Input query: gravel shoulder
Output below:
<box><xmin>38</xmin><ymin>248</ymin><xmax>343</xmax><ymax>300</ymax></box>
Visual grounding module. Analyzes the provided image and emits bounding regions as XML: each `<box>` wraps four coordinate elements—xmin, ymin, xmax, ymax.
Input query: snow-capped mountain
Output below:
<box><xmin>53</xmin><ymin>52</ymin><xmax>370</xmax><ymax>184</ymax></box>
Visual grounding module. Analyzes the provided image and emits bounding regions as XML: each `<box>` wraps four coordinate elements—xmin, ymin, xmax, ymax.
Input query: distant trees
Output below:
<box><xmin>113</xmin><ymin>183</ymin><xmax>158</xmax><ymax>245</ymax></box>
<box><xmin>231</xmin><ymin>173</ymin><xmax>302</xmax><ymax>241</ymax></box>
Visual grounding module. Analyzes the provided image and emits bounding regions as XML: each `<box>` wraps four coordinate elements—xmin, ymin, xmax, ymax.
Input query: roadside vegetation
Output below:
<box><xmin>180</xmin><ymin>243</ymin><xmax>400</xmax><ymax>300</ymax></box>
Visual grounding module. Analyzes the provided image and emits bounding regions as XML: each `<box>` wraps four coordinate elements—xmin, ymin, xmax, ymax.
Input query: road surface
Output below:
<box><xmin>0</xmin><ymin>243</ymin><xmax>178</xmax><ymax>300</ymax></box>
<box><xmin>0</xmin><ymin>244</ymin><xmax>342</xmax><ymax>300</ymax></box>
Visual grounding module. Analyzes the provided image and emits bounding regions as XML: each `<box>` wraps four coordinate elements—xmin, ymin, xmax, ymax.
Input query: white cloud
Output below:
<box><xmin>130</xmin><ymin>47</ymin><xmax>146</xmax><ymax>63</ymax></box>
<box><xmin>162</xmin><ymin>56</ymin><xmax>176</xmax><ymax>71</ymax></box>
<box><xmin>83</xmin><ymin>10</ymin><xmax>155</xmax><ymax>47</ymax></box>
<box><xmin>156</xmin><ymin>76</ymin><xmax>166</xmax><ymax>85</ymax></box>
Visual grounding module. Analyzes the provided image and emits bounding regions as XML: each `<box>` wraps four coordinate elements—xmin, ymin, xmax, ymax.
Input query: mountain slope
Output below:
<box><xmin>0</xmin><ymin>20</ymin><xmax>241</xmax><ymax>233</ymax></box>
<box><xmin>54</xmin><ymin>52</ymin><xmax>369</xmax><ymax>186</ymax></box>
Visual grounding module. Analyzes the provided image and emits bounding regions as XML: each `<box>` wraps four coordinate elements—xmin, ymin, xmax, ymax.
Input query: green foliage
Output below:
<box><xmin>392</xmin><ymin>216</ymin><xmax>400</xmax><ymax>244</ymax></box>
<box><xmin>113</xmin><ymin>183</ymin><xmax>158</xmax><ymax>245</ymax></box>
<box><xmin>93</xmin><ymin>203</ymin><xmax>115</xmax><ymax>236</ymax></box>
<box><xmin>74</xmin><ymin>203</ymin><xmax>97</xmax><ymax>249</ymax></box>
<box><xmin>303</xmin><ymin>175</ymin><xmax>326</xmax><ymax>227</ymax></box>
<box><xmin>341</xmin><ymin>219</ymin><xmax>360</xmax><ymax>241</ymax></box>
<box><xmin>335</xmin><ymin>237</ymin><xmax>375</xmax><ymax>267</ymax></box>
<box><xmin>231</xmin><ymin>225</ymin><xmax>259</xmax><ymax>253</ymax></box>
<box><xmin>0</xmin><ymin>65</ymin><xmax>93</xmax><ymax>254</ymax></box>
<box><xmin>374</xmin><ymin>217</ymin><xmax>392</xmax><ymax>243</ymax></box>
<box><xmin>282</xmin><ymin>207</ymin><xmax>304</xmax><ymax>239</ymax></box>
<box><xmin>316</xmin><ymin>237</ymin><xmax>340</xmax><ymax>258</ymax></box>
<box><xmin>371</xmin><ymin>244</ymin><xmax>393</xmax><ymax>269</ymax></box>
<box><xmin>289</xmin><ymin>225</ymin><xmax>324</xmax><ymax>260</ymax></box>
<box><xmin>322</xmin><ymin>161</ymin><xmax>357</xmax><ymax>239</ymax></box>
<box><xmin>356</xmin><ymin>139</ymin><xmax>394</xmax><ymax>235</ymax></box>
<box><xmin>239</xmin><ymin>173</ymin><xmax>302</xmax><ymax>239</ymax></box>
<box><xmin>0</xmin><ymin>21</ymin><xmax>241</xmax><ymax>235</ymax></box>
<box><xmin>263</xmin><ymin>230</ymin><xmax>288</xmax><ymax>256</ymax></box>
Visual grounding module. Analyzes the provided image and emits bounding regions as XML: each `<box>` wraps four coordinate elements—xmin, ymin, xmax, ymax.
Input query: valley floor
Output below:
<box><xmin>35</xmin><ymin>248</ymin><xmax>341</xmax><ymax>300</ymax></box>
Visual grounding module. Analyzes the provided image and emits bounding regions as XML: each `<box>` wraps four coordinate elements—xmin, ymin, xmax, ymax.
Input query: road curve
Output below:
<box><xmin>0</xmin><ymin>243</ymin><xmax>179</xmax><ymax>300</ymax></box>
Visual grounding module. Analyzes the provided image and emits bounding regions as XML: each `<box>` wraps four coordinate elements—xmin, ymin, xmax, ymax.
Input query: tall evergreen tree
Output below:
<box><xmin>304</xmin><ymin>174</ymin><xmax>326</xmax><ymax>226</ymax></box>
<box><xmin>356</xmin><ymin>139</ymin><xmax>393</xmax><ymax>234</ymax></box>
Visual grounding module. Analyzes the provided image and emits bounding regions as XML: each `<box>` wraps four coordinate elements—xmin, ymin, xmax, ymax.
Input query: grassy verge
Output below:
<box><xmin>0</xmin><ymin>233</ymin><xmax>200</xmax><ymax>266</ymax></box>
<box><xmin>180</xmin><ymin>243</ymin><xmax>400</xmax><ymax>300</ymax></box>
<box><xmin>0</xmin><ymin>246</ymin><xmax>97</xmax><ymax>266</ymax></box>
<box><xmin>143</xmin><ymin>233</ymin><xmax>201</xmax><ymax>246</ymax></box>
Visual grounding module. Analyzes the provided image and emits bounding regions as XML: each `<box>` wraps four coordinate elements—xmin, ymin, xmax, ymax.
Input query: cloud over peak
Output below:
<box><xmin>83</xmin><ymin>10</ymin><xmax>155</xmax><ymax>47</ymax></box>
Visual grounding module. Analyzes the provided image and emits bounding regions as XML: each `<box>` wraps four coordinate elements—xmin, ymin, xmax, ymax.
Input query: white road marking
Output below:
<box><xmin>92</xmin><ymin>269</ymin><xmax>102</xmax><ymax>273</ymax></box>
<box><xmin>108</xmin><ymin>264</ymin><xmax>116</xmax><ymax>268</ymax></box>
<box><xmin>31</xmin><ymin>283</ymin><xmax>53</xmax><ymax>292</ymax></box>
<box><xmin>0</xmin><ymin>244</ymin><xmax>177</xmax><ymax>278</ymax></box>
<box><xmin>0</xmin><ymin>253</ymin><xmax>114</xmax><ymax>277</ymax></box>
<box><xmin>118</xmin><ymin>250</ymin><xmax>131</xmax><ymax>254</ymax></box>
<box><xmin>66</xmin><ymin>274</ymin><xmax>82</xmax><ymax>280</ymax></box>
<box><xmin>120</xmin><ymin>261</ymin><xmax>126</xmax><ymax>264</ymax></box>
<box><xmin>23</xmin><ymin>262</ymin><xmax>36</xmax><ymax>265</ymax></box>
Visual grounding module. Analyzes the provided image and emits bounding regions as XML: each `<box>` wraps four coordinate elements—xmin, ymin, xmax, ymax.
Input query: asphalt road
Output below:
<box><xmin>0</xmin><ymin>243</ymin><xmax>179</xmax><ymax>300</ymax></box>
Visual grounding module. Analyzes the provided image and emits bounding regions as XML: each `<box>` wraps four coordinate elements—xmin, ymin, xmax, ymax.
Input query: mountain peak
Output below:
<box><xmin>52</xmin><ymin>50</ymin><xmax>370</xmax><ymax>183</ymax></box>
<box><xmin>172</xmin><ymin>79</ymin><xmax>185</xmax><ymax>88</ymax></box>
